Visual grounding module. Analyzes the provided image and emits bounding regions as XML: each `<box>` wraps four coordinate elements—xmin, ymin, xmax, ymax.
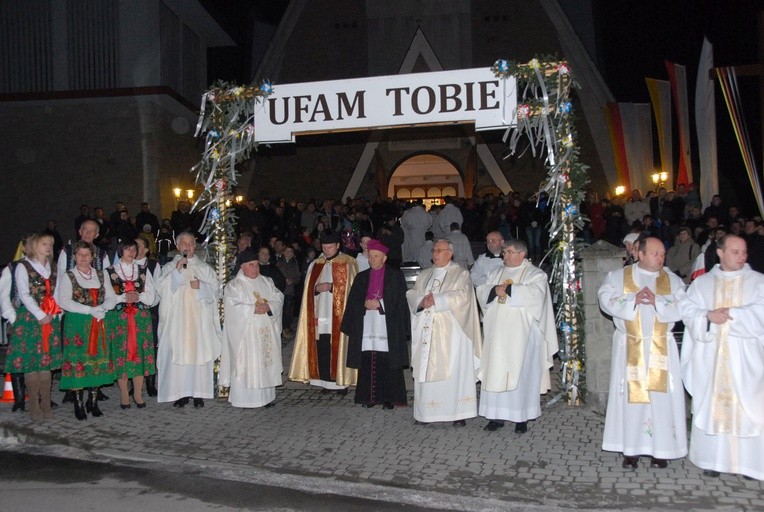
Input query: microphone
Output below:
<box><xmin>182</xmin><ymin>251</ymin><xmax>187</xmax><ymax>269</ymax></box>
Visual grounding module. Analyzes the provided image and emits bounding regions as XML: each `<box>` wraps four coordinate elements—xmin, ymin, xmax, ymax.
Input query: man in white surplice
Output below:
<box><xmin>406</xmin><ymin>239</ymin><xmax>482</xmax><ymax>426</ymax></box>
<box><xmin>156</xmin><ymin>232</ymin><xmax>222</xmax><ymax>408</ymax></box>
<box><xmin>220</xmin><ymin>250</ymin><xmax>284</xmax><ymax>408</ymax></box>
<box><xmin>400</xmin><ymin>200</ymin><xmax>432</xmax><ymax>262</ymax></box>
<box><xmin>470</xmin><ymin>231</ymin><xmax>505</xmax><ymax>287</ymax></box>
<box><xmin>680</xmin><ymin>234</ymin><xmax>764</xmax><ymax>481</ymax></box>
<box><xmin>598</xmin><ymin>237</ymin><xmax>688</xmax><ymax>470</ymax></box>
<box><xmin>476</xmin><ymin>239</ymin><xmax>557</xmax><ymax>433</ymax></box>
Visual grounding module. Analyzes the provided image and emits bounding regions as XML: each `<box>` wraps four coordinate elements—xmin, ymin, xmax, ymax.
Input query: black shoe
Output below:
<box><xmin>361</xmin><ymin>403</ymin><xmax>375</xmax><ymax>408</ymax></box>
<box><xmin>650</xmin><ymin>457</ymin><xmax>668</xmax><ymax>469</ymax></box>
<box><xmin>742</xmin><ymin>475</ymin><xmax>755</xmax><ymax>481</ymax></box>
<box><xmin>414</xmin><ymin>420</ymin><xmax>428</xmax><ymax>426</ymax></box>
<box><xmin>62</xmin><ymin>390</ymin><xmax>74</xmax><ymax>404</ymax></box>
<box><xmin>120</xmin><ymin>403</ymin><xmax>131</xmax><ymax>409</ymax></box>
<box><xmin>264</xmin><ymin>402</ymin><xmax>275</xmax><ymax>408</ymax></box>
<box><xmin>382</xmin><ymin>402</ymin><xmax>394</xmax><ymax>410</ymax></box>
<box><xmin>484</xmin><ymin>420</ymin><xmax>505</xmax><ymax>432</ymax></box>
<box><xmin>703</xmin><ymin>469</ymin><xmax>720</xmax><ymax>477</ymax></box>
<box><xmin>514</xmin><ymin>421</ymin><xmax>527</xmax><ymax>434</ymax></box>
<box><xmin>452</xmin><ymin>419</ymin><xmax>467</xmax><ymax>427</ymax></box>
<box><xmin>173</xmin><ymin>397</ymin><xmax>189</xmax><ymax>408</ymax></box>
<box><xmin>135</xmin><ymin>401</ymin><xmax>147</xmax><ymax>409</ymax></box>
<box><xmin>193</xmin><ymin>398</ymin><xmax>204</xmax><ymax>407</ymax></box>
<box><xmin>11</xmin><ymin>374</ymin><xmax>25</xmax><ymax>412</ymax></box>
<box><xmin>145</xmin><ymin>376</ymin><xmax>158</xmax><ymax>397</ymax></box>
<box><xmin>88</xmin><ymin>389</ymin><xmax>103</xmax><ymax>417</ymax></box>
<box><xmin>320</xmin><ymin>388</ymin><xmax>332</xmax><ymax>395</ymax></box>
<box><xmin>96</xmin><ymin>388</ymin><xmax>109</xmax><ymax>401</ymax></box>
<box><xmin>622</xmin><ymin>456</ymin><xmax>639</xmax><ymax>470</ymax></box>
<box><xmin>336</xmin><ymin>388</ymin><xmax>348</xmax><ymax>396</ymax></box>
<box><xmin>73</xmin><ymin>390</ymin><xmax>87</xmax><ymax>421</ymax></box>
<box><xmin>49</xmin><ymin>400</ymin><xmax>58</xmax><ymax>409</ymax></box>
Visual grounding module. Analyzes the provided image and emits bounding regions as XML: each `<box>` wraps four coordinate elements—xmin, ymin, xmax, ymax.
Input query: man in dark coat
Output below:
<box><xmin>341</xmin><ymin>239</ymin><xmax>410</xmax><ymax>409</ymax></box>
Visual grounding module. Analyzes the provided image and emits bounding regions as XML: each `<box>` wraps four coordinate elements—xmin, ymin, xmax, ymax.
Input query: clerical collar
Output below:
<box><xmin>635</xmin><ymin>264</ymin><xmax>659</xmax><ymax>276</ymax></box>
<box><xmin>718</xmin><ymin>264</ymin><xmax>747</xmax><ymax>276</ymax></box>
<box><xmin>324</xmin><ymin>252</ymin><xmax>340</xmax><ymax>261</ymax></box>
<box><xmin>485</xmin><ymin>251</ymin><xmax>501</xmax><ymax>259</ymax></box>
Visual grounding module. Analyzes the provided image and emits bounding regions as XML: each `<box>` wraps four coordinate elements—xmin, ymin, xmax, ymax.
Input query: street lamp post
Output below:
<box><xmin>651</xmin><ymin>171</ymin><xmax>668</xmax><ymax>191</ymax></box>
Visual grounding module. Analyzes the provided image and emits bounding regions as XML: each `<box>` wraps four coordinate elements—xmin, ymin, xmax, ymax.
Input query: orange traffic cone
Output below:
<box><xmin>0</xmin><ymin>374</ymin><xmax>15</xmax><ymax>403</ymax></box>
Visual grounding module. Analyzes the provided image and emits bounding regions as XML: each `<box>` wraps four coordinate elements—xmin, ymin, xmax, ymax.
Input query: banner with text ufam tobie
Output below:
<box><xmin>253</xmin><ymin>68</ymin><xmax>517</xmax><ymax>143</ymax></box>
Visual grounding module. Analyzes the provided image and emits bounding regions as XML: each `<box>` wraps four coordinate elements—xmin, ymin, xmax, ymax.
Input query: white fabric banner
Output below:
<box><xmin>253</xmin><ymin>68</ymin><xmax>517</xmax><ymax>143</ymax></box>
<box><xmin>620</xmin><ymin>103</ymin><xmax>654</xmax><ymax>195</ymax></box>
<box><xmin>646</xmin><ymin>78</ymin><xmax>673</xmax><ymax>187</ymax></box>
<box><xmin>695</xmin><ymin>38</ymin><xmax>718</xmax><ymax>208</ymax></box>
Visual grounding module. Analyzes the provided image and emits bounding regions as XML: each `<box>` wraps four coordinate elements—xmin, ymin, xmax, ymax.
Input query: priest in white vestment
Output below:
<box><xmin>156</xmin><ymin>232</ymin><xmax>222</xmax><ymax>407</ymax></box>
<box><xmin>598</xmin><ymin>237</ymin><xmax>688</xmax><ymax>469</ymax></box>
<box><xmin>406</xmin><ymin>239</ymin><xmax>482</xmax><ymax>426</ymax></box>
<box><xmin>434</xmin><ymin>199</ymin><xmax>463</xmax><ymax>238</ymax></box>
<box><xmin>400</xmin><ymin>200</ymin><xmax>432</xmax><ymax>262</ymax></box>
<box><xmin>476</xmin><ymin>239</ymin><xmax>557</xmax><ymax>433</ymax></box>
<box><xmin>470</xmin><ymin>231</ymin><xmax>505</xmax><ymax>287</ymax></box>
<box><xmin>680</xmin><ymin>235</ymin><xmax>764</xmax><ymax>480</ymax></box>
<box><xmin>220</xmin><ymin>250</ymin><xmax>284</xmax><ymax>408</ymax></box>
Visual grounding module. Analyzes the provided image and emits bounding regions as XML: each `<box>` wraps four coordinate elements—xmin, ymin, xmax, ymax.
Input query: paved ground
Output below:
<box><xmin>0</xmin><ymin>339</ymin><xmax>761</xmax><ymax>511</ymax></box>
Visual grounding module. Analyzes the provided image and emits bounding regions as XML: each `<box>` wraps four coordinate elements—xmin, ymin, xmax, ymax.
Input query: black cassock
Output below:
<box><xmin>341</xmin><ymin>266</ymin><xmax>410</xmax><ymax>406</ymax></box>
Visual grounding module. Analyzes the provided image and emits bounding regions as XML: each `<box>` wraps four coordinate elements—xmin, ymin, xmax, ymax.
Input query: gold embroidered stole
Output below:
<box><xmin>710</xmin><ymin>273</ymin><xmax>744</xmax><ymax>434</ymax></box>
<box><xmin>623</xmin><ymin>265</ymin><xmax>670</xmax><ymax>403</ymax></box>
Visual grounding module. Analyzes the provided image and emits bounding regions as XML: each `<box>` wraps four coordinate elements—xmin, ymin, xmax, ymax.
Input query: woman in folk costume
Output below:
<box><xmin>220</xmin><ymin>249</ymin><xmax>284</xmax><ymax>408</ymax></box>
<box><xmin>105</xmin><ymin>239</ymin><xmax>156</xmax><ymax>409</ymax></box>
<box><xmin>342</xmin><ymin>239</ymin><xmax>410</xmax><ymax>409</ymax></box>
<box><xmin>59</xmin><ymin>241</ymin><xmax>117</xmax><ymax>420</ymax></box>
<box><xmin>5</xmin><ymin>233</ymin><xmax>63</xmax><ymax>421</ymax></box>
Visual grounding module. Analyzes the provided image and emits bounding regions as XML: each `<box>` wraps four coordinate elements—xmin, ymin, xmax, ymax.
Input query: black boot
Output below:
<box><xmin>89</xmin><ymin>388</ymin><xmax>103</xmax><ymax>417</ymax></box>
<box><xmin>73</xmin><ymin>390</ymin><xmax>87</xmax><ymax>421</ymax></box>
<box><xmin>145</xmin><ymin>375</ymin><xmax>158</xmax><ymax>397</ymax></box>
<box><xmin>62</xmin><ymin>390</ymin><xmax>74</xmax><ymax>404</ymax></box>
<box><xmin>96</xmin><ymin>388</ymin><xmax>109</xmax><ymax>400</ymax></box>
<box><xmin>11</xmin><ymin>373</ymin><xmax>25</xmax><ymax>412</ymax></box>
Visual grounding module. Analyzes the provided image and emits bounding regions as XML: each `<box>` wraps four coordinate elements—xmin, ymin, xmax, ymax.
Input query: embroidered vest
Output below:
<box><xmin>20</xmin><ymin>260</ymin><xmax>57</xmax><ymax>304</ymax></box>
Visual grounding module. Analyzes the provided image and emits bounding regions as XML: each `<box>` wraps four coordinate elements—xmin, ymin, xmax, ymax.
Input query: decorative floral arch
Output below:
<box><xmin>191</xmin><ymin>58</ymin><xmax>587</xmax><ymax>405</ymax></box>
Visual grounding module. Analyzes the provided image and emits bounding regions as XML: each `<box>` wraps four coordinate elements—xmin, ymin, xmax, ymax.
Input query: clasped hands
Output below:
<box><xmin>707</xmin><ymin>307</ymin><xmax>733</xmax><ymax>324</ymax></box>
<box><xmin>418</xmin><ymin>292</ymin><xmax>435</xmax><ymax>310</ymax></box>
<box><xmin>315</xmin><ymin>282</ymin><xmax>332</xmax><ymax>293</ymax></box>
<box><xmin>495</xmin><ymin>283</ymin><xmax>510</xmax><ymax>300</ymax></box>
<box><xmin>634</xmin><ymin>286</ymin><xmax>656</xmax><ymax>307</ymax></box>
<box><xmin>254</xmin><ymin>302</ymin><xmax>271</xmax><ymax>315</ymax></box>
<box><xmin>365</xmin><ymin>299</ymin><xmax>381</xmax><ymax>310</ymax></box>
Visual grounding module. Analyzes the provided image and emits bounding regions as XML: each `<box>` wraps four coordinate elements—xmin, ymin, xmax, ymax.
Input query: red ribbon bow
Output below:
<box><xmin>87</xmin><ymin>288</ymin><xmax>106</xmax><ymax>357</ymax></box>
<box><xmin>40</xmin><ymin>278</ymin><xmax>61</xmax><ymax>353</ymax></box>
<box><xmin>123</xmin><ymin>280</ymin><xmax>139</xmax><ymax>362</ymax></box>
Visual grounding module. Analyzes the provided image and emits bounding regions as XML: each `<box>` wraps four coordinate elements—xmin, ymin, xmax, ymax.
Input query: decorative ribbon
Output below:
<box><xmin>39</xmin><ymin>278</ymin><xmax>61</xmax><ymax>353</ymax></box>
<box><xmin>87</xmin><ymin>288</ymin><xmax>106</xmax><ymax>357</ymax></box>
<box><xmin>123</xmin><ymin>280</ymin><xmax>139</xmax><ymax>362</ymax></box>
<box><xmin>623</xmin><ymin>266</ymin><xmax>670</xmax><ymax>403</ymax></box>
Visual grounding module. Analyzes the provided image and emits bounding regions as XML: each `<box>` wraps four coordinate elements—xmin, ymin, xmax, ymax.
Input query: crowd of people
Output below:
<box><xmin>1</xmin><ymin>186</ymin><xmax>762</xmax><ymax>482</ymax></box>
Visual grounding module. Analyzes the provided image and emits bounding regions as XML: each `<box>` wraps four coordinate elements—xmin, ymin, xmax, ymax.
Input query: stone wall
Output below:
<box><xmin>580</xmin><ymin>240</ymin><xmax>623</xmax><ymax>413</ymax></box>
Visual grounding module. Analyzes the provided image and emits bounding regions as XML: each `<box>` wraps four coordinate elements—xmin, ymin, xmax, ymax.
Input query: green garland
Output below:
<box><xmin>190</xmin><ymin>80</ymin><xmax>272</xmax><ymax>293</ymax></box>
<box><xmin>492</xmin><ymin>56</ymin><xmax>589</xmax><ymax>405</ymax></box>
